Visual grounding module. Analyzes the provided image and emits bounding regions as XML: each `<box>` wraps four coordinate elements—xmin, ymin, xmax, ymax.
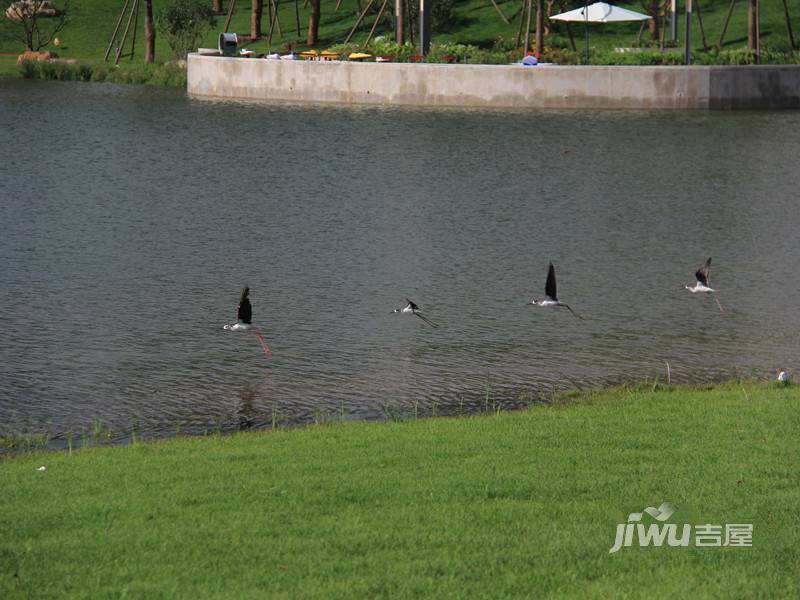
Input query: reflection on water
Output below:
<box><xmin>1</xmin><ymin>80</ymin><xmax>800</xmax><ymax>446</ymax></box>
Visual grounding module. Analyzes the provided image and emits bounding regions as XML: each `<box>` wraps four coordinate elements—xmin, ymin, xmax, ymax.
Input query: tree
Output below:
<box><xmin>157</xmin><ymin>0</ymin><xmax>216</xmax><ymax>59</ymax></box>
<box><xmin>748</xmin><ymin>0</ymin><xmax>759</xmax><ymax>50</ymax></box>
<box><xmin>1</xmin><ymin>0</ymin><xmax>70</xmax><ymax>51</ymax></box>
<box><xmin>212</xmin><ymin>0</ymin><xmax>223</xmax><ymax>14</ymax></box>
<box><xmin>144</xmin><ymin>0</ymin><xmax>155</xmax><ymax>63</ymax></box>
<box><xmin>307</xmin><ymin>0</ymin><xmax>320</xmax><ymax>45</ymax></box>
<box><xmin>251</xmin><ymin>0</ymin><xmax>262</xmax><ymax>39</ymax></box>
<box><xmin>395</xmin><ymin>0</ymin><xmax>404</xmax><ymax>44</ymax></box>
<box><xmin>647</xmin><ymin>0</ymin><xmax>660</xmax><ymax>41</ymax></box>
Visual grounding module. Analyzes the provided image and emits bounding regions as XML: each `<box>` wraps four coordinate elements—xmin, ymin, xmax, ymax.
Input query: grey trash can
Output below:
<box><xmin>218</xmin><ymin>32</ymin><xmax>238</xmax><ymax>56</ymax></box>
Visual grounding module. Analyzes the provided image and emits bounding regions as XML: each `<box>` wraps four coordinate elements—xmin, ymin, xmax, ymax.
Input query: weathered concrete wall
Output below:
<box><xmin>187</xmin><ymin>54</ymin><xmax>800</xmax><ymax>110</ymax></box>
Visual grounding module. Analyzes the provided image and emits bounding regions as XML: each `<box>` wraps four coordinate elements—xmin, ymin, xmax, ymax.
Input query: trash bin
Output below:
<box><xmin>218</xmin><ymin>32</ymin><xmax>238</xmax><ymax>56</ymax></box>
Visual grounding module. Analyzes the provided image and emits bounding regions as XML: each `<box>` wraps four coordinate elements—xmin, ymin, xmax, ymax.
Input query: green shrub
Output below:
<box><xmin>37</xmin><ymin>61</ymin><xmax>72</xmax><ymax>80</ymax></box>
<box><xmin>14</xmin><ymin>58</ymin><xmax>187</xmax><ymax>86</ymax></box>
<box><xmin>18</xmin><ymin>60</ymin><xmax>39</xmax><ymax>78</ymax></box>
<box><xmin>76</xmin><ymin>64</ymin><xmax>93</xmax><ymax>81</ymax></box>
<box><xmin>427</xmin><ymin>42</ymin><xmax>510</xmax><ymax>64</ymax></box>
<box><xmin>325</xmin><ymin>42</ymin><xmax>359</xmax><ymax>58</ymax></box>
<box><xmin>157</xmin><ymin>0</ymin><xmax>217</xmax><ymax>59</ymax></box>
<box><xmin>147</xmin><ymin>63</ymin><xmax>188</xmax><ymax>87</ymax></box>
<box><xmin>367</xmin><ymin>37</ymin><xmax>416</xmax><ymax>63</ymax></box>
<box><xmin>491</xmin><ymin>36</ymin><xmax>518</xmax><ymax>53</ymax></box>
<box><xmin>588</xmin><ymin>50</ymin><xmax>683</xmax><ymax>66</ymax></box>
<box><xmin>714</xmin><ymin>48</ymin><xmax>758</xmax><ymax>65</ymax></box>
<box><xmin>91</xmin><ymin>66</ymin><xmax>109</xmax><ymax>82</ymax></box>
<box><xmin>541</xmin><ymin>47</ymin><xmax>581</xmax><ymax>65</ymax></box>
<box><xmin>36</xmin><ymin>61</ymin><xmax>54</xmax><ymax>79</ymax></box>
<box><xmin>106</xmin><ymin>65</ymin><xmax>152</xmax><ymax>84</ymax></box>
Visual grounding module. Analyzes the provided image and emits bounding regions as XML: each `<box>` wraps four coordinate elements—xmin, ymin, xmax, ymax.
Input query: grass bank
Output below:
<box><xmin>1</xmin><ymin>381</ymin><xmax>798</xmax><ymax>597</ymax></box>
<box><xmin>1</xmin><ymin>0</ymin><xmax>799</xmax><ymax>83</ymax></box>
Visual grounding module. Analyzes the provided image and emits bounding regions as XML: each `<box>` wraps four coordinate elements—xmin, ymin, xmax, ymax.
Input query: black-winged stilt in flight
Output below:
<box><xmin>684</xmin><ymin>257</ymin><xmax>725</xmax><ymax>312</ymax></box>
<box><xmin>223</xmin><ymin>287</ymin><xmax>272</xmax><ymax>355</ymax></box>
<box><xmin>391</xmin><ymin>299</ymin><xmax>438</xmax><ymax>328</ymax></box>
<box><xmin>685</xmin><ymin>257</ymin><xmax>714</xmax><ymax>293</ymax></box>
<box><xmin>530</xmin><ymin>263</ymin><xmax>583</xmax><ymax>319</ymax></box>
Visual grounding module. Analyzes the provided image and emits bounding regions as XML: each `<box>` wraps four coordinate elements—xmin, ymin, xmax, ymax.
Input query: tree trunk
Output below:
<box><xmin>144</xmin><ymin>0</ymin><xmax>155</xmax><ymax>63</ymax></box>
<box><xmin>307</xmin><ymin>0</ymin><xmax>320</xmax><ymax>44</ymax></box>
<box><xmin>252</xmin><ymin>0</ymin><xmax>264</xmax><ymax>39</ymax></box>
<box><xmin>748</xmin><ymin>0</ymin><xmax>756</xmax><ymax>49</ymax></box>
<box><xmin>213</xmin><ymin>0</ymin><xmax>223</xmax><ymax>14</ymax></box>
<box><xmin>535</xmin><ymin>0</ymin><xmax>543</xmax><ymax>55</ymax></box>
<box><xmin>396</xmin><ymin>0</ymin><xmax>404</xmax><ymax>44</ymax></box>
<box><xmin>23</xmin><ymin>16</ymin><xmax>34</xmax><ymax>51</ymax></box>
<box><xmin>544</xmin><ymin>0</ymin><xmax>556</xmax><ymax>35</ymax></box>
<box><xmin>648</xmin><ymin>0</ymin><xmax>660</xmax><ymax>40</ymax></box>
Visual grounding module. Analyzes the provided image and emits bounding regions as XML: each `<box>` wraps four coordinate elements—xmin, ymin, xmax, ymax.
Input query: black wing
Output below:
<box><xmin>237</xmin><ymin>287</ymin><xmax>252</xmax><ymax>324</ymax></box>
<box><xmin>406</xmin><ymin>298</ymin><xmax>420</xmax><ymax>311</ymax></box>
<box><xmin>695</xmin><ymin>257</ymin><xmax>711</xmax><ymax>287</ymax></box>
<box><xmin>545</xmin><ymin>263</ymin><xmax>558</xmax><ymax>302</ymax></box>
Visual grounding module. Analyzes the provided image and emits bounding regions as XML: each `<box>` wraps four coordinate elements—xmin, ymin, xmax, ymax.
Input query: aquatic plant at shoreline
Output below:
<box><xmin>17</xmin><ymin>59</ymin><xmax>187</xmax><ymax>85</ymax></box>
<box><xmin>0</xmin><ymin>430</ymin><xmax>51</xmax><ymax>453</ymax></box>
<box><xmin>0</xmin><ymin>374</ymin><xmax>783</xmax><ymax>457</ymax></box>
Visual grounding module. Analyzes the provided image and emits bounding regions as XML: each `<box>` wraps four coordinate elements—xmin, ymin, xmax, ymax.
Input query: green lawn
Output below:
<box><xmin>2</xmin><ymin>382</ymin><xmax>798</xmax><ymax>597</ymax></box>
<box><xmin>1</xmin><ymin>0</ymin><xmax>798</xmax><ymax>70</ymax></box>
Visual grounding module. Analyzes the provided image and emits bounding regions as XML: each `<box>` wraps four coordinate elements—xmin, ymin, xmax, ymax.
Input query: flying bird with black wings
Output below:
<box><xmin>391</xmin><ymin>299</ymin><xmax>438</xmax><ymax>328</ymax></box>
<box><xmin>223</xmin><ymin>287</ymin><xmax>273</xmax><ymax>355</ymax></box>
<box><xmin>530</xmin><ymin>263</ymin><xmax>583</xmax><ymax>319</ymax></box>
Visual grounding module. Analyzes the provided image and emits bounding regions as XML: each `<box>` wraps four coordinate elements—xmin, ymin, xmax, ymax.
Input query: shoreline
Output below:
<box><xmin>1</xmin><ymin>377</ymin><xmax>788</xmax><ymax>457</ymax></box>
<box><xmin>0</xmin><ymin>57</ymin><xmax>187</xmax><ymax>86</ymax></box>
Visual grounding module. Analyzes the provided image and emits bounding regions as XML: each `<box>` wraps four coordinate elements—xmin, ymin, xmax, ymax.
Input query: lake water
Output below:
<box><xmin>2</xmin><ymin>80</ymin><xmax>799</xmax><ymax>446</ymax></box>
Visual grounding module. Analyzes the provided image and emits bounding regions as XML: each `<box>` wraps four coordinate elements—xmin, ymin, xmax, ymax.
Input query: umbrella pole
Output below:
<box><xmin>565</xmin><ymin>22</ymin><xmax>576</xmax><ymax>51</ymax></box>
<box><xmin>583</xmin><ymin>0</ymin><xmax>589</xmax><ymax>62</ymax></box>
<box><xmin>685</xmin><ymin>0</ymin><xmax>692</xmax><ymax>64</ymax></box>
<box><xmin>670</xmin><ymin>0</ymin><xmax>677</xmax><ymax>41</ymax></box>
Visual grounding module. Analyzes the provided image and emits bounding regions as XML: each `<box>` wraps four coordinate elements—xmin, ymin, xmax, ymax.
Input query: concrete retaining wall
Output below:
<box><xmin>187</xmin><ymin>53</ymin><xmax>800</xmax><ymax>110</ymax></box>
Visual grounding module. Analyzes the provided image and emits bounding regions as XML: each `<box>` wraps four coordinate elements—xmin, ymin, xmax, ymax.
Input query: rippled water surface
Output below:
<box><xmin>2</xmin><ymin>80</ymin><xmax>799</xmax><ymax>443</ymax></box>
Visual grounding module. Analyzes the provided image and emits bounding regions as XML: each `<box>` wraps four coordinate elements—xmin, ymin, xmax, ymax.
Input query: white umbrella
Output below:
<box><xmin>549</xmin><ymin>2</ymin><xmax>651</xmax><ymax>60</ymax></box>
<box><xmin>550</xmin><ymin>2</ymin><xmax>652</xmax><ymax>23</ymax></box>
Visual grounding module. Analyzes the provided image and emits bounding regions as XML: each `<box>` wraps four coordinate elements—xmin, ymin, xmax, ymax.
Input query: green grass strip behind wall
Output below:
<box><xmin>1</xmin><ymin>0</ymin><xmax>799</xmax><ymax>64</ymax></box>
